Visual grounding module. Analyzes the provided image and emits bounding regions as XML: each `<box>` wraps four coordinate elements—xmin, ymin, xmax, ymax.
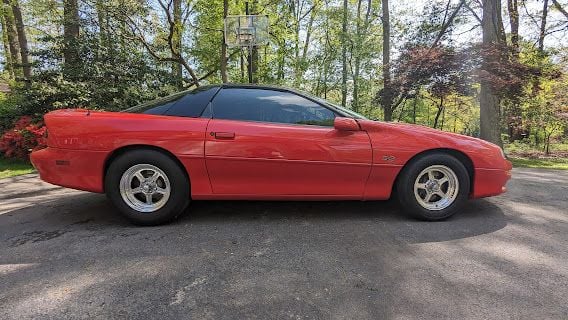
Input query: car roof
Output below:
<box><xmin>217</xmin><ymin>83</ymin><xmax>298</xmax><ymax>91</ymax></box>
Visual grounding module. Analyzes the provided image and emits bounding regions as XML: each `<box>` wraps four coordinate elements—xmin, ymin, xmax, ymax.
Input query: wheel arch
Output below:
<box><xmin>392</xmin><ymin>148</ymin><xmax>474</xmax><ymax>197</ymax></box>
<box><xmin>103</xmin><ymin>144</ymin><xmax>190</xmax><ymax>192</ymax></box>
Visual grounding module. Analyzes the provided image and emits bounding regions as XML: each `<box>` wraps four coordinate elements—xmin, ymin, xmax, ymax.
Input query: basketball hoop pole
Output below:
<box><xmin>246</xmin><ymin>2</ymin><xmax>253</xmax><ymax>84</ymax></box>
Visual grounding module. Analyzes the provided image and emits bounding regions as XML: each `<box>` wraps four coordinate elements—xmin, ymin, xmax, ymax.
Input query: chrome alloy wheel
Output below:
<box><xmin>119</xmin><ymin>164</ymin><xmax>171</xmax><ymax>213</ymax></box>
<box><xmin>413</xmin><ymin>165</ymin><xmax>459</xmax><ymax>211</ymax></box>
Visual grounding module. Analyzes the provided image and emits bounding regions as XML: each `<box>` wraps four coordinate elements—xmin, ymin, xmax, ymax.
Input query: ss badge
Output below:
<box><xmin>382</xmin><ymin>155</ymin><xmax>396</xmax><ymax>162</ymax></box>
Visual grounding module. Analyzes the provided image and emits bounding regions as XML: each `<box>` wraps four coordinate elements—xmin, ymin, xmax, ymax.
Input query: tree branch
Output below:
<box><xmin>432</xmin><ymin>0</ymin><xmax>466</xmax><ymax>47</ymax></box>
<box><xmin>552</xmin><ymin>0</ymin><xmax>568</xmax><ymax>19</ymax></box>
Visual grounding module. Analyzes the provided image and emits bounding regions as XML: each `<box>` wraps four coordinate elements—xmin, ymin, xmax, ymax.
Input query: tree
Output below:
<box><xmin>479</xmin><ymin>0</ymin><xmax>506</xmax><ymax>147</ymax></box>
<box><xmin>0</xmin><ymin>7</ymin><xmax>14</xmax><ymax>78</ymax></box>
<box><xmin>116</xmin><ymin>0</ymin><xmax>201</xmax><ymax>87</ymax></box>
<box><xmin>506</xmin><ymin>0</ymin><xmax>522</xmax><ymax>141</ymax></box>
<box><xmin>63</xmin><ymin>0</ymin><xmax>80</xmax><ymax>76</ymax></box>
<box><xmin>172</xmin><ymin>0</ymin><xmax>183</xmax><ymax>88</ymax></box>
<box><xmin>380</xmin><ymin>0</ymin><xmax>393</xmax><ymax>120</ymax></box>
<box><xmin>378</xmin><ymin>0</ymin><xmax>466</xmax><ymax>122</ymax></box>
<box><xmin>10</xmin><ymin>0</ymin><xmax>30</xmax><ymax>80</ymax></box>
<box><xmin>341</xmin><ymin>0</ymin><xmax>348</xmax><ymax>107</ymax></box>
<box><xmin>538</xmin><ymin>0</ymin><xmax>549</xmax><ymax>53</ymax></box>
<box><xmin>507</xmin><ymin>0</ymin><xmax>519</xmax><ymax>57</ymax></box>
<box><xmin>352</xmin><ymin>0</ymin><xmax>372</xmax><ymax>112</ymax></box>
<box><xmin>220</xmin><ymin>0</ymin><xmax>228</xmax><ymax>83</ymax></box>
<box><xmin>2</xmin><ymin>0</ymin><xmax>20</xmax><ymax>79</ymax></box>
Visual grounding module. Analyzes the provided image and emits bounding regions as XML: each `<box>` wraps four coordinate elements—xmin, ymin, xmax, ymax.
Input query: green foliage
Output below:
<box><xmin>0</xmin><ymin>0</ymin><xmax>566</xmax><ymax>161</ymax></box>
<box><xmin>0</xmin><ymin>157</ymin><xmax>34</xmax><ymax>179</ymax></box>
<box><xmin>0</xmin><ymin>91</ymin><xmax>25</xmax><ymax>132</ymax></box>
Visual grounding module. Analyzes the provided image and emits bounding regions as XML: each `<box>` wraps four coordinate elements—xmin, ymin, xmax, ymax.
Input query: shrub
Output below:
<box><xmin>0</xmin><ymin>116</ymin><xmax>47</xmax><ymax>160</ymax></box>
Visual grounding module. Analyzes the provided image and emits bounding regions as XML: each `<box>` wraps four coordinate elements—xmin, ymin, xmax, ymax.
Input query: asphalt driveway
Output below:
<box><xmin>0</xmin><ymin>168</ymin><xmax>567</xmax><ymax>319</ymax></box>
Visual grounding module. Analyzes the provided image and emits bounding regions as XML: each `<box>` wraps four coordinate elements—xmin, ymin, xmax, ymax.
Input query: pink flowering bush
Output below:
<box><xmin>0</xmin><ymin>116</ymin><xmax>47</xmax><ymax>159</ymax></box>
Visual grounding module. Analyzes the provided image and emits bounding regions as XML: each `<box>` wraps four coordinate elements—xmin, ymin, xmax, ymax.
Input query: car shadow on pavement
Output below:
<box><xmin>0</xmin><ymin>190</ymin><xmax>507</xmax><ymax>245</ymax></box>
<box><xmin>183</xmin><ymin>198</ymin><xmax>507</xmax><ymax>244</ymax></box>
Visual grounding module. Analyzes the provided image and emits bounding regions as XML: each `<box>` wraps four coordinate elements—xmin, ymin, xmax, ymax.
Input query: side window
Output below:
<box><xmin>211</xmin><ymin>88</ymin><xmax>336</xmax><ymax>126</ymax></box>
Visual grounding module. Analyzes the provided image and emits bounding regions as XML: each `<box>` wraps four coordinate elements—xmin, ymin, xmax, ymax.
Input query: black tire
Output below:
<box><xmin>105</xmin><ymin>149</ymin><xmax>190</xmax><ymax>226</ymax></box>
<box><xmin>396</xmin><ymin>153</ymin><xmax>470</xmax><ymax>221</ymax></box>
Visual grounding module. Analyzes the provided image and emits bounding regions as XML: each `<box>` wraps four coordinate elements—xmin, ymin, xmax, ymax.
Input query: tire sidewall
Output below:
<box><xmin>397</xmin><ymin>154</ymin><xmax>470</xmax><ymax>221</ymax></box>
<box><xmin>105</xmin><ymin>150</ymin><xmax>189</xmax><ymax>225</ymax></box>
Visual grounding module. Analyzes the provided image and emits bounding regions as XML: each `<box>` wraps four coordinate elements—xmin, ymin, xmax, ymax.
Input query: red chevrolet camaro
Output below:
<box><xmin>31</xmin><ymin>84</ymin><xmax>512</xmax><ymax>225</ymax></box>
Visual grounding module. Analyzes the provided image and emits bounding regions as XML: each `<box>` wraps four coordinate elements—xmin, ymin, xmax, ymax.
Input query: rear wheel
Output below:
<box><xmin>396</xmin><ymin>153</ymin><xmax>470</xmax><ymax>221</ymax></box>
<box><xmin>105</xmin><ymin>149</ymin><xmax>189</xmax><ymax>225</ymax></box>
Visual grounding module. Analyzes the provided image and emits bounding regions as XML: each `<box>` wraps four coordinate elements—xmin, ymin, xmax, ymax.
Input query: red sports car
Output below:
<box><xmin>30</xmin><ymin>84</ymin><xmax>512</xmax><ymax>225</ymax></box>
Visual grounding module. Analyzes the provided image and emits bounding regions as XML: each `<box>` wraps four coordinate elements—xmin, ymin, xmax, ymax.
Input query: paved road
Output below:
<box><xmin>0</xmin><ymin>168</ymin><xmax>567</xmax><ymax>319</ymax></box>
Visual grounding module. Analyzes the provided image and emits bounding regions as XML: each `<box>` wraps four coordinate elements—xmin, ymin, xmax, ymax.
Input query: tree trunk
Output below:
<box><xmin>353</xmin><ymin>0</ymin><xmax>372</xmax><ymax>113</ymax></box>
<box><xmin>545</xmin><ymin>132</ymin><xmax>551</xmax><ymax>155</ymax></box>
<box><xmin>0</xmin><ymin>12</ymin><xmax>13</xmax><ymax>78</ymax></box>
<box><xmin>293</xmin><ymin>0</ymin><xmax>300</xmax><ymax>85</ymax></box>
<box><xmin>63</xmin><ymin>0</ymin><xmax>80</xmax><ymax>76</ymax></box>
<box><xmin>383</xmin><ymin>105</ymin><xmax>393</xmax><ymax>122</ymax></box>
<box><xmin>296</xmin><ymin>2</ymin><xmax>317</xmax><ymax>85</ymax></box>
<box><xmin>96</xmin><ymin>0</ymin><xmax>111</xmax><ymax>57</ymax></box>
<box><xmin>381</xmin><ymin>0</ymin><xmax>393</xmax><ymax>121</ymax></box>
<box><xmin>172</xmin><ymin>0</ymin><xmax>183</xmax><ymax>88</ymax></box>
<box><xmin>479</xmin><ymin>0</ymin><xmax>505</xmax><ymax>147</ymax></box>
<box><xmin>277</xmin><ymin>43</ymin><xmax>284</xmax><ymax>81</ymax></box>
<box><xmin>353</xmin><ymin>0</ymin><xmax>363</xmax><ymax>112</ymax></box>
<box><xmin>251</xmin><ymin>46</ymin><xmax>258</xmax><ymax>83</ymax></box>
<box><xmin>10</xmin><ymin>0</ymin><xmax>30</xmax><ymax>80</ymax></box>
<box><xmin>506</xmin><ymin>0</ymin><xmax>522</xmax><ymax>142</ymax></box>
<box><xmin>433</xmin><ymin>97</ymin><xmax>444</xmax><ymax>129</ymax></box>
<box><xmin>240</xmin><ymin>50</ymin><xmax>245</xmax><ymax>82</ymax></box>
<box><xmin>220</xmin><ymin>0</ymin><xmax>228</xmax><ymax>83</ymax></box>
<box><xmin>341</xmin><ymin>0</ymin><xmax>348</xmax><ymax>107</ymax></box>
<box><xmin>507</xmin><ymin>0</ymin><xmax>519</xmax><ymax>56</ymax></box>
<box><xmin>2</xmin><ymin>1</ymin><xmax>20</xmax><ymax>78</ymax></box>
<box><xmin>538</xmin><ymin>0</ymin><xmax>549</xmax><ymax>52</ymax></box>
<box><xmin>412</xmin><ymin>97</ymin><xmax>418</xmax><ymax>124</ymax></box>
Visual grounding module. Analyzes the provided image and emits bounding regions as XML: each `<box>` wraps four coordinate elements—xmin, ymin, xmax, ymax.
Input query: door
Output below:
<box><xmin>204</xmin><ymin>88</ymin><xmax>372</xmax><ymax>197</ymax></box>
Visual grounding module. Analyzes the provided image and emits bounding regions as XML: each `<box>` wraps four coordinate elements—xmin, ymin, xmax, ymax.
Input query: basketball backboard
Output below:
<box><xmin>224</xmin><ymin>15</ymin><xmax>269</xmax><ymax>48</ymax></box>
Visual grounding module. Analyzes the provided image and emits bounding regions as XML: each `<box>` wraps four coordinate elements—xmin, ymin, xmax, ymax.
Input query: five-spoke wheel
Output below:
<box><xmin>119</xmin><ymin>164</ymin><xmax>171</xmax><ymax>213</ymax></box>
<box><xmin>413</xmin><ymin>165</ymin><xmax>459</xmax><ymax>211</ymax></box>
<box><xmin>397</xmin><ymin>153</ymin><xmax>469</xmax><ymax>220</ymax></box>
<box><xmin>105</xmin><ymin>149</ymin><xmax>189</xmax><ymax>225</ymax></box>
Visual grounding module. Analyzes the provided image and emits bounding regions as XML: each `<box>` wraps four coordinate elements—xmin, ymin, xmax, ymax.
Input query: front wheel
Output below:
<box><xmin>105</xmin><ymin>149</ymin><xmax>190</xmax><ymax>225</ymax></box>
<box><xmin>396</xmin><ymin>153</ymin><xmax>470</xmax><ymax>221</ymax></box>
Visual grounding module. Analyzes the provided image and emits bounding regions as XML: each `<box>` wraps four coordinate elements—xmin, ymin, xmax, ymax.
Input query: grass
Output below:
<box><xmin>509</xmin><ymin>156</ymin><xmax>568</xmax><ymax>170</ymax></box>
<box><xmin>0</xmin><ymin>157</ymin><xmax>35</xmax><ymax>179</ymax></box>
<box><xmin>504</xmin><ymin>141</ymin><xmax>568</xmax><ymax>170</ymax></box>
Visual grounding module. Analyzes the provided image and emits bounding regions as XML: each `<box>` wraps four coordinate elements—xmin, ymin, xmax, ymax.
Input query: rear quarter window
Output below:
<box><xmin>166</xmin><ymin>86</ymin><xmax>220</xmax><ymax>117</ymax></box>
<box><xmin>123</xmin><ymin>86</ymin><xmax>219</xmax><ymax>117</ymax></box>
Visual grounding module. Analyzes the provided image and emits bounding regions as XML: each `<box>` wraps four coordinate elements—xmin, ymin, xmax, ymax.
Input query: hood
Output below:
<box><xmin>357</xmin><ymin>119</ymin><xmax>500</xmax><ymax>149</ymax></box>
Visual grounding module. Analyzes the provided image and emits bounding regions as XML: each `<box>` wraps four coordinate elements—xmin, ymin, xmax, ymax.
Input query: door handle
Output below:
<box><xmin>213</xmin><ymin>132</ymin><xmax>235</xmax><ymax>139</ymax></box>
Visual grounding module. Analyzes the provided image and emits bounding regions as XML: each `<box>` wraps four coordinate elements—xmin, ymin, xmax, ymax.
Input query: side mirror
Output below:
<box><xmin>334</xmin><ymin>117</ymin><xmax>360</xmax><ymax>131</ymax></box>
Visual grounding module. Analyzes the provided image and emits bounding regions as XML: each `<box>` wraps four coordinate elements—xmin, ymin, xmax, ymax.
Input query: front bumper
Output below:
<box><xmin>472</xmin><ymin>160</ymin><xmax>513</xmax><ymax>198</ymax></box>
<box><xmin>30</xmin><ymin>147</ymin><xmax>108</xmax><ymax>193</ymax></box>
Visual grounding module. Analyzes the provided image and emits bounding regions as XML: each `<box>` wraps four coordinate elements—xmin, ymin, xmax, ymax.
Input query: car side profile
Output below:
<box><xmin>31</xmin><ymin>84</ymin><xmax>512</xmax><ymax>225</ymax></box>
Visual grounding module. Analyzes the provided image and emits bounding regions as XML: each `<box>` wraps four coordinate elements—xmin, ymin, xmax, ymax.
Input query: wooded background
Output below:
<box><xmin>0</xmin><ymin>0</ymin><xmax>567</xmax><ymax>155</ymax></box>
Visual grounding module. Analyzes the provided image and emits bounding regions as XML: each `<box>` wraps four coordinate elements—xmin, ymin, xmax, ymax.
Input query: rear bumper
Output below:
<box><xmin>472</xmin><ymin>160</ymin><xmax>513</xmax><ymax>199</ymax></box>
<box><xmin>30</xmin><ymin>147</ymin><xmax>108</xmax><ymax>193</ymax></box>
